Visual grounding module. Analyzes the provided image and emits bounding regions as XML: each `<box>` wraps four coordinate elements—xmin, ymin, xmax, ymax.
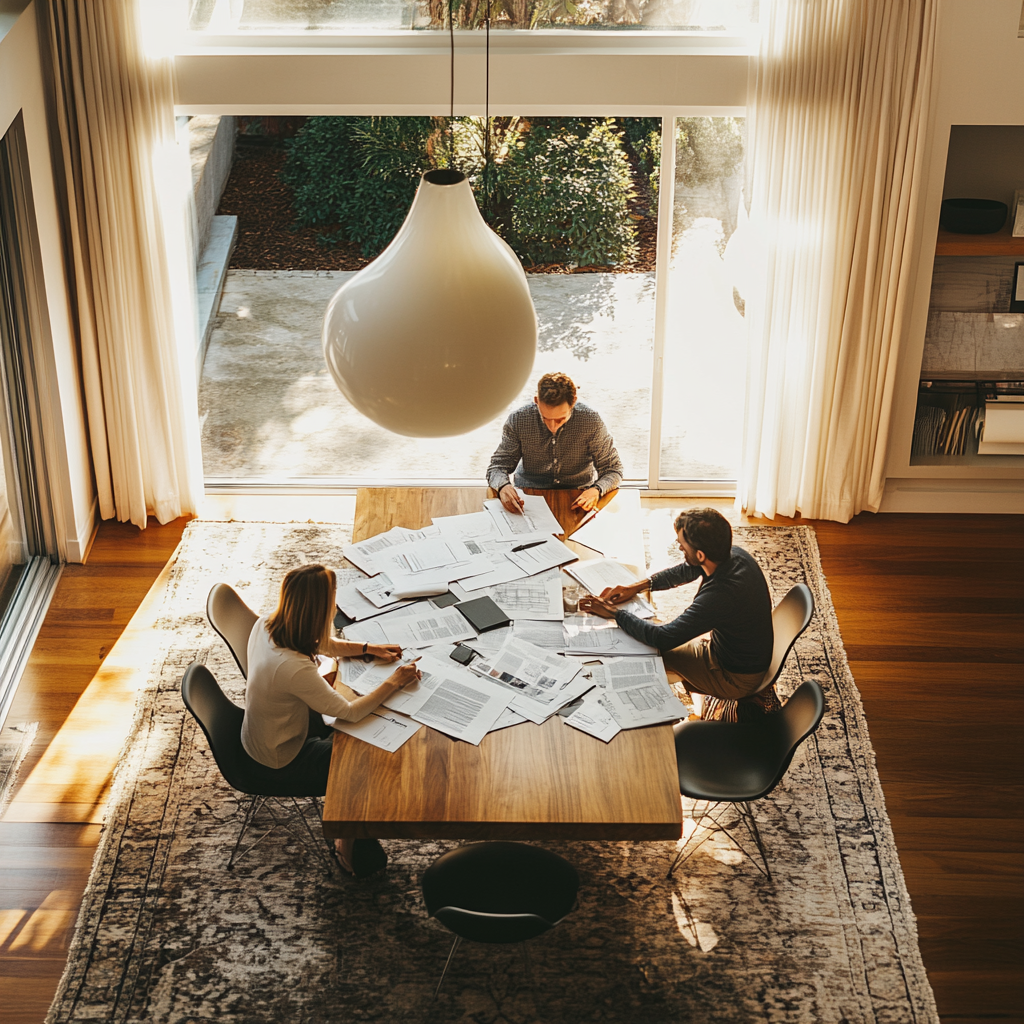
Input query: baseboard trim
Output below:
<box><xmin>880</xmin><ymin>478</ymin><xmax>1024</xmax><ymax>513</ymax></box>
<box><xmin>67</xmin><ymin>496</ymin><xmax>99</xmax><ymax>564</ymax></box>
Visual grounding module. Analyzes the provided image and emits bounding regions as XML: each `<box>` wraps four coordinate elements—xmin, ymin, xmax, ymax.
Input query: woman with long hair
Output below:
<box><xmin>242</xmin><ymin>563</ymin><xmax>420</xmax><ymax>877</ymax></box>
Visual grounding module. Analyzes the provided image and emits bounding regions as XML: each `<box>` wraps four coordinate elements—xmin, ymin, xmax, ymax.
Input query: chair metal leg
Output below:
<box><xmin>228</xmin><ymin>795</ymin><xmax>267</xmax><ymax>870</ymax></box>
<box><xmin>288</xmin><ymin>797</ymin><xmax>335</xmax><ymax>874</ymax></box>
<box><xmin>669</xmin><ymin>799</ymin><xmax>772</xmax><ymax>880</ymax></box>
<box><xmin>434</xmin><ymin>935</ymin><xmax>462</xmax><ymax>999</ymax></box>
<box><xmin>668</xmin><ymin>800</ymin><xmax>715</xmax><ymax>877</ymax></box>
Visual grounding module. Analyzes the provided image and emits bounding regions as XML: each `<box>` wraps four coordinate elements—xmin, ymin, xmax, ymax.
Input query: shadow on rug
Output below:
<box><xmin>47</xmin><ymin>520</ymin><xmax>938</xmax><ymax>1024</ymax></box>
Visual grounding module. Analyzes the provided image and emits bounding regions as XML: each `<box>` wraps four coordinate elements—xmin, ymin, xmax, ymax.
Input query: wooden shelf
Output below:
<box><xmin>935</xmin><ymin>225</ymin><xmax>1024</xmax><ymax>256</ymax></box>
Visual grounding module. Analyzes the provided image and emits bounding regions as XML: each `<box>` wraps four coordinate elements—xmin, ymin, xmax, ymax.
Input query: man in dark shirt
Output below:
<box><xmin>487</xmin><ymin>372</ymin><xmax>623</xmax><ymax>515</ymax></box>
<box><xmin>580</xmin><ymin>508</ymin><xmax>774</xmax><ymax>702</ymax></box>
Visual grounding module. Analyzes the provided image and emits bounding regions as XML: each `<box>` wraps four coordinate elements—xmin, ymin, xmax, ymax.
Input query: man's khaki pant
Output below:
<box><xmin>662</xmin><ymin>637</ymin><xmax>766</xmax><ymax>700</ymax></box>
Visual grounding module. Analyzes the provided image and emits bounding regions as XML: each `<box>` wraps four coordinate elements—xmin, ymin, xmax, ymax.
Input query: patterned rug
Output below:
<box><xmin>47</xmin><ymin>519</ymin><xmax>939</xmax><ymax>1024</ymax></box>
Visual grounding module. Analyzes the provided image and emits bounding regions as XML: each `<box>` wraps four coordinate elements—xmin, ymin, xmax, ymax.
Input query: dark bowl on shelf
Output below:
<box><xmin>939</xmin><ymin>198</ymin><xmax>1008</xmax><ymax>234</ymax></box>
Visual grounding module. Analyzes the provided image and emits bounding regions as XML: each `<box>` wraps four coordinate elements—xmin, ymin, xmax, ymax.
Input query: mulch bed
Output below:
<box><xmin>216</xmin><ymin>137</ymin><xmax>657</xmax><ymax>275</ymax></box>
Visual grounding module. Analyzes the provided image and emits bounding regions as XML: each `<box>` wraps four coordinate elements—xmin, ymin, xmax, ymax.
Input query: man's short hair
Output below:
<box><xmin>673</xmin><ymin>508</ymin><xmax>732</xmax><ymax>563</ymax></box>
<box><xmin>537</xmin><ymin>372</ymin><xmax>577</xmax><ymax>407</ymax></box>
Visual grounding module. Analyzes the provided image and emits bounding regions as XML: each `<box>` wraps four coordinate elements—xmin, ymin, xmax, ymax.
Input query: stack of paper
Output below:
<box><xmin>344</xmin><ymin>603</ymin><xmax>477</xmax><ymax>649</ymax></box>
<box><xmin>484</xmin><ymin>491</ymin><xmax>563</xmax><ymax>538</ymax></box>
<box><xmin>588</xmin><ymin>656</ymin><xmax>687</xmax><ymax>729</ymax></box>
<box><xmin>451</xmin><ymin>569</ymin><xmax>563</xmax><ymax>620</ymax></box>
<box><xmin>562</xmin><ymin>614</ymin><xmax>658</xmax><ymax>656</ymax></box>
<box><xmin>565</xmin><ymin>558</ymin><xmax>655</xmax><ymax>619</ymax></box>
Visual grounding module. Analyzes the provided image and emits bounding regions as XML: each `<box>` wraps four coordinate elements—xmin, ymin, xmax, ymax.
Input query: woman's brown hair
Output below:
<box><xmin>266</xmin><ymin>564</ymin><xmax>336</xmax><ymax>658</ymax></box>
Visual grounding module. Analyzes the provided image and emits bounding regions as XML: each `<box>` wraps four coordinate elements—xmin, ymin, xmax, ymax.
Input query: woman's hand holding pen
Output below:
<box><xmin>386</xmin><ymin>657</ymin><xmax>422</xmax><ymax>692</ymax></box>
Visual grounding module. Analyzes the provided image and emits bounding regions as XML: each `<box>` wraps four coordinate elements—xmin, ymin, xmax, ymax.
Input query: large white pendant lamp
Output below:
<box><xmin>322</xmin><ymin>169</ymin><xmax>537</xmax><ymax>437</ymax></box>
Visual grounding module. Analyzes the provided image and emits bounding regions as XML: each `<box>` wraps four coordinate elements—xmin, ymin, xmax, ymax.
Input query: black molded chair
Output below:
<box><xmin>669</xmin><ymin>679</ymin><xmax>825</xmax><ymax>880</ymax></box>
<box><xmin>755</xmin><ymin>583</ymin><xmax>815</xmax><ymax>694</ymax></box>
<box><xmin>206</xmin><ymin>584</ymin><xmax>258</xmax><ymax>678</ymax></box>
<box><xmin>422</xmin><ymin>842</ymin><xmax>579</xmax><ymax>996</ymax></box>
<box><xmin>181</xmin><ymin>662</ymin><xmax>336</xmax><ymax>872</ymax></box>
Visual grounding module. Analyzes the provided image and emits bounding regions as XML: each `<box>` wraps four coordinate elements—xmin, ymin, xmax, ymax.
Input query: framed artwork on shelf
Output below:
<box><xmin>1011</xmin><ymin>262</ymin><xmax>1024</xmax><ymax>313</ymax></box>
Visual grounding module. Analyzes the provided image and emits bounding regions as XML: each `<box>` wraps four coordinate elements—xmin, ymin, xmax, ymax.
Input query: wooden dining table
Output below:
<box><xmin>321</xmin><ymin>486</ymin><xmax>682</xmax><ymax>842</ymax></box>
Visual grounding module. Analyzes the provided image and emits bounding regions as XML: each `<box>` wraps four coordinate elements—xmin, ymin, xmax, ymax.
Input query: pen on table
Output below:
<box><xmin>511</xmin><ymin>540</ymin><xmax>546</xmax><ymax>553</ymax></box>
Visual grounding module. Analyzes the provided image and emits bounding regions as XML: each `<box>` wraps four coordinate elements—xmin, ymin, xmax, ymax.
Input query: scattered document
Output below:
<box><xmin>563</xmin><ymin>694</ymin><xmax>622</xmax><ymax>743</ymax></box>
<box><xmin>488</xmin><ymin>706</ymin><xmax>529</xmax><ymax>732</ymax></box>
<box><xmin>403</xmin><ymin>668</ymin><xmax>511</xmax><ymax>746</ymax></box>
<box><xmin>326</xmin><ymin>709</ymin><xmax>423</xmax><ymax>752</ymax></box>
<box><xmin>599</xmin><ymin>677</ymin><xmax>684</xmax><ymax>730</ymax></box>
<box><xmin>562</xmin><ymin>615</ymin><xmax>658</xmax><ymax>656</ymax></box>
<box><xmin>452</xmin><ymin>569</ymin><xmax>563</xmax><ymax>621</ymax></box>
<box><xmin>340</xmin><ymin>648</ymin><xmax>418</xmax><ymax>695</ymax></box>
<box><xmin>336</xmin><ymin>579</ymin><xmax>413</xmax><ymax>621</ymax></box>
<box><xmin>508</xmin><ymin>671</ymin><xmax>594</xmax><ymax>724</ymax></box>
<box><xmin>565</xmin><ymin>558</ymin><xmax>654</xmax><ymax>618</ymax></box>
<box><xmin>512</xmin><ymin>619</ymin><xmax>566</xmax><ymax>652</ymax></box>
<box><xmin>588</xmin><ymin>656</ymin><xmax>670</xmax><ymax>692</ymax></box>
<box><xmin>471</xmin><ymin>636</ymin><xmax>582</xmax><ymax>705</ymax></box>
<box><xmin>345</xmin><ymin>604</ymin><xmax>477</xmax><ymax>649</ymax></box>
<box><xmin>433</xmin><ymin>511</ymin><xmax>500</xmax><ymax>544</ymax></box>
<box><xmin>505</xmin><ymin>536</ymin><xmax>578</xmax><ymax>576</ymax></box>
<box><xmin>484</xmin><ymin>491</ymin><xmax>563</xmax><ymax>539</ymax></box>
<box><xmin>343</xmin><ymin>529</ymin><xmax>407</xmax><ymax>575</ymax></box>
<box><xmin>355</xmin><ymin>573</ymin><xmax>402</xmax><ymax>608</ymax></box>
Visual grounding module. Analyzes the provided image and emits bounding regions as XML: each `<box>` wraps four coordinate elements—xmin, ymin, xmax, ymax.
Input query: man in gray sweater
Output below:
<box><xmin>486</xmin><ymin>372</ymin><xmax>624</xmax><ymax>514</ymax></box>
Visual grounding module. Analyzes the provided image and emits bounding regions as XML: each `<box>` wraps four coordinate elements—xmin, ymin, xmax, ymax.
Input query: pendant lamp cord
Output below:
<box><xmin>484</xmin><ymin>0</ymin><xmax>491</xmax><ymax>220</ymax></box>
<box><xmin>448</xmin><ymin>0</ymin><xmax>455</xmax><ymax>169</ymax></box>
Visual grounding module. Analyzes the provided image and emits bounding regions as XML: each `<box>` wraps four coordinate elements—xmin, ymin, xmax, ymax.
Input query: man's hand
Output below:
<box><xmin>571</xmin><ymin>487</ymin><xmax>601</xmax><ymax>512</ymax></box>
<box><xmin>499</xmin><ymin>485</ymin><xmax>525</xmax><ymax>514</ymax></box>
<box><xmin>367</xmin><ymin>644</ymin><xmax>402</xmax><ymax>662</ymax></box>
<box><xmin>578</xmin><ymin>595</ymin><xmax>619</xmax><ymax>619</ymax></box>
<box><xmin>386</xmin><ymin>659</ymin><xmax>422</xmax><ymax>691</ymax></box>
<box><xmin>600</xmin><ymin>581</ymin><xmax>648</xmax><ymax>605</ymax></box>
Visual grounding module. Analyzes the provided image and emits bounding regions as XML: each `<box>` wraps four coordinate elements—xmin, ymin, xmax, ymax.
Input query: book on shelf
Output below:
<box><xmin>1014</xmin><ymin>189</ymin><xmax>1024</xmax><ymax>238</ymax></box>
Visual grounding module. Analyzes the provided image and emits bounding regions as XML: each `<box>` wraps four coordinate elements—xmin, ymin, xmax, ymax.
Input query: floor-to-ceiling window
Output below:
<box><xmin>174</xmin><ymin>2</ymin><xmax>756</xmax><ymax>491</ymax></box>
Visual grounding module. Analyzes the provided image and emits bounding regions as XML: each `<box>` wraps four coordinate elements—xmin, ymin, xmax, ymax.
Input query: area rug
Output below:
<box><xmin>47</xmin><ymin>519</ymin><xmax>939</xmax><ymax>1024</ymax></box>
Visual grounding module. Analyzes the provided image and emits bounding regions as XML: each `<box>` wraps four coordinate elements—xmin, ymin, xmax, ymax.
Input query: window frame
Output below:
<box><xmin>174</xmin><ymin>31</ymin><xmax>751</xmax><ymax>494</ymax></box>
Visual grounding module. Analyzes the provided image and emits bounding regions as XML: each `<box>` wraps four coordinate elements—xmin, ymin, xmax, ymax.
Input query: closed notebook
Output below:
<box><xmin>454</xmin><ymin>595</ymin><xmax>512</xmax><ymax>632</ymax></box>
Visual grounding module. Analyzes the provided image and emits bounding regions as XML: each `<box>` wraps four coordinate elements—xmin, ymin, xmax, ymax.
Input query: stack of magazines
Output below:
<box><xmin>911</xmin><ymin>394</ymin><xmax>982</xmax><ymax>457</ymax></box>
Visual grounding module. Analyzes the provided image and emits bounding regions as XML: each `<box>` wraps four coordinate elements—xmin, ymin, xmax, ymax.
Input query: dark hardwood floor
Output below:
<box><xmin>0</xmin><ymin>511</ymin><xmax>1020</xmax><ymax>1022</ymax></box>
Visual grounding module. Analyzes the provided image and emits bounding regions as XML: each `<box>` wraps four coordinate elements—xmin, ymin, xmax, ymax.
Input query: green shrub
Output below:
<box><xmin>496</xmin><ymin>117</ymin><xmax>637</xmax><ymax>267</ymax></box>
<box><xmin>281</xmin><ymin>117</ymin><xmax>439</xmax><ymax>258</ymax></box>
<box><xmin>282</xmin><ymin>115</ymin><xmax>637</xmax><ymax>267</ymax></box>
<box><xmin>675</xmin><ymin>117</ymin><xmax>744</xmax><ymax>189</ymax></box>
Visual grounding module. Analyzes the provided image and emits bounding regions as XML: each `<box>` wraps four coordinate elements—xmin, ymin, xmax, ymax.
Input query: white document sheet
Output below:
<box><xmin>505</xmin><ymin>536</ymin><xmax>578</xmax><ymax>575</ymax></box>
<box><xmin>339</xmin><ymin>647</ymin><xmax>419</xmax><ymax>695</ymax></box>
<box><xmin>508</xmin><ymin>671</ymin><xmax>594</xmax><ymax>724</ymax></box>
<box><xmin>512</xmin><ymin>619</ymin><xmax>566</xmax><ymax>652</ymax></box>
<box><xmin>600</xmin><ymin>680</ymin><xmax>685</xmax><ymax>729</ymax></box>
<box><xmin>488</xmin><ymin>706</ymin><xmax>529</xmax><ymax>732</ymax></box>
<box><xmin>588</xmin><ymin>656</ymin><xmax>670</xmax><ymax>692</ymax></box>
<box><xmin>325</xmin><ymin>709</ymin><xmax>423</xmax><ymax>752</ymax></box>
<box><xmin>484</xmin><ymin>491</ymin><xmax>563</xmax><ymax>538</ymax></box>
<box><xmin>562</xmin><ymin>694</ymin><xmax>622</xmax><ymax>743</ymax></box>
<box><xmin>355</xmin><ymin>573</ymin><xmax>402</xmax><ymax>608</ymax></box>
<box><xmin>562</xmin><ymin>615</ymin><xmax>658</xmax><ymax>656</ymax></box>
<box><xmin>344</xmin><ymin>604</ymin><xmax>477</xmax><ymax>649</ymax></box>
<box><xmin>402</xmin><ymin>667</ymin><xmax>511</xmax><ymax>746</ymax></box>
<box><xmin>343</xmin><ymin>529</ymin><xmax>408</xmax><ymax>575</ymax></box>
<box><xmin>433</xmin><ymin>511</ymin><xmax>501</xmax><ymax>544</ymax></box>
<box><xmin>463</xmin><ymin>625</ymin><xmax>511</xmax><ymax>657</ymax></box>
<box><xmin>471</xmin><ymin>636</ymin><xmax>582</xmax><ymax>705</ymax></box>
<box><xmin>565</xmin><ymin>558</ymin><xmax>654</xmax><ymax>619</ymax></box>
<box><xmin>455</xmin><ymin>555</ymin><xmax>529</xmax><ymax>592</ymax></box>
<box><xmin>452</xmin><ymin>569</ymin><xmax>563</xmax><ymax>621</ymax></box>
<box><xmin>336</xmin><ymin>580</ymin><xmax>414</xmax><ymax>621</ymax></box>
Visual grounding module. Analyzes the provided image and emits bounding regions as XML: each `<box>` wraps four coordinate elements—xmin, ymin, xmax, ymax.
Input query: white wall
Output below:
<box><xmin>882</xmin><ymin>0</ymin><xmax>1024</xmax><ymax>513</ymax></box>
<box><xmin>0</xmin><ymin>2</ymin><xmax>97</xmax><ymax>560</ymax></box>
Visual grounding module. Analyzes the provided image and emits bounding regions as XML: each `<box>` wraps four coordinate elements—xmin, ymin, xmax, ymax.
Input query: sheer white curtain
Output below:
<box><xmin>44</xmin><ymin>0</ymin><xmax>202</xmax><ymax>529</ymax></box>
<box><xmin>740</xmin><ymin>0</ymin><xmax>937</xmax><ymax>522</ymax></box>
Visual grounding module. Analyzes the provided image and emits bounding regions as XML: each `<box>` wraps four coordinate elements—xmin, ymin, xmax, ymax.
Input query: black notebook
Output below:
<box><xmin>454</xmin><ymin>595</ymin><xmax>512</xmax><ymax>633</ymax></box>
